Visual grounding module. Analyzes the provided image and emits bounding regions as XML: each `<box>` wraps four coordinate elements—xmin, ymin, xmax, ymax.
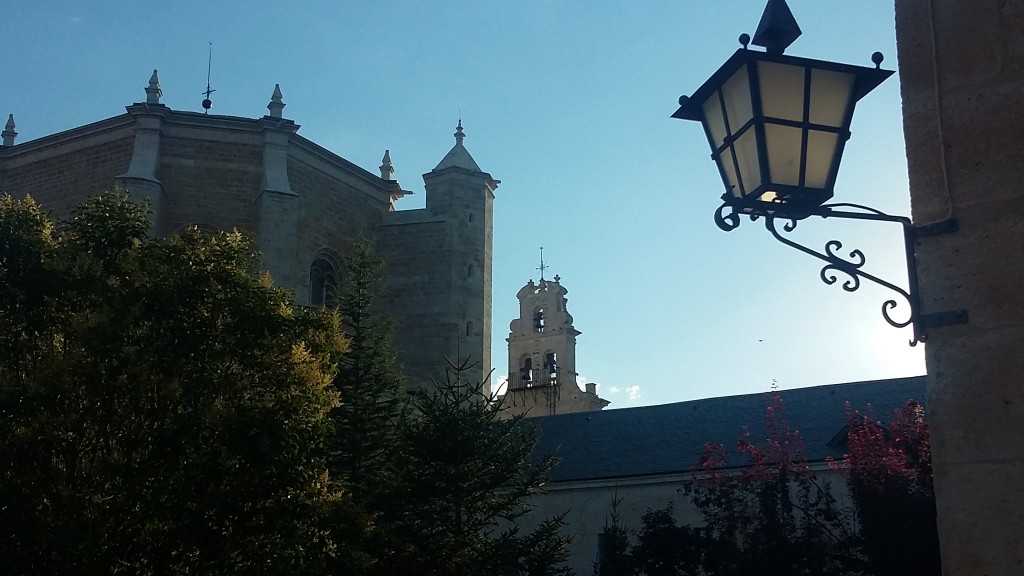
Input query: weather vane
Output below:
<box><xmin>537</xmin><ymin>247</ymin><xmax>548</xmax><ymax>280</ymax></box>
<box><xmin>202</xmin><ymin>42</ymin><xmax>215</xmax><ymax>114</ymax></box>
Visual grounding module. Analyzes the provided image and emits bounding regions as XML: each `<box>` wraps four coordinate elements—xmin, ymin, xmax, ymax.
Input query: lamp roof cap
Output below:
<box><xmin>752</xmin><ymin>0</ymin><xmax>802</xmax><ymax>54</ymax></box>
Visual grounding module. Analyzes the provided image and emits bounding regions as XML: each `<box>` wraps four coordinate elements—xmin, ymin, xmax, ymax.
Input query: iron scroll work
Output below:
<box><xmin>714</xmin><ymin>196</ymin><xmax>967</xmax><ymax>346</ymax></box>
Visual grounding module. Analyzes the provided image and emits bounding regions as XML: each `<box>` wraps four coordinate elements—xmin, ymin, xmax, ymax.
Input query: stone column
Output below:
<box><xmin>256</xmin><ymin>112</ymin><xmax>300</xmax><ymax>295</ymax></box>
<box><xmin>896</xmin><ymin>1</ymin><xmax>1024</xmax><ymax>573</ymax></box>
<box><xmin>116</xmin><ymin>103</ymin><xmax>170</xmax><ymax>235</ymax></box>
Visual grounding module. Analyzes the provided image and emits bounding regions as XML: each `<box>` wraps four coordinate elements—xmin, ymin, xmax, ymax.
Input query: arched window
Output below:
<box><xmin>309</xmin><ymin>257</ymin><xmax>339</xmax><ymax>307</ymax></box>
<box><xmin>520</xmin><ymin>356</ymin><xmax>533</xmax><ymax>384</ymax></box>
<box><xmin>544</xmin><ymin>352</ymin><xmax>558</xmax><ymax>382</ymax></box>
<box><xmin>533</xmin><ymin>307</ymin><xmax>545</xmax><ymax>332</ymax></box>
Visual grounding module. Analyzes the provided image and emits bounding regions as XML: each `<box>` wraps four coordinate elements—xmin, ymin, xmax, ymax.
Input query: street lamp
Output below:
<box><xmin>672</xmin><ymin>0</ymin><xmax>966</xmax><ymax>345</ymax></box>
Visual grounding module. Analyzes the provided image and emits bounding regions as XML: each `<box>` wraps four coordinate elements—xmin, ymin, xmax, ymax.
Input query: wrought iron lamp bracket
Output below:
<box><xmin>714</xmin><ymin>196</ymin><xmax>967</xmax><ymax>346</ymax></box>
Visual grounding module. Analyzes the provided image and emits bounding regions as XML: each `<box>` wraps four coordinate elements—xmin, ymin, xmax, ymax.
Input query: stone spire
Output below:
<box><xmin>145</xmin><ymin>70</ymin><xmax>162</xmax><ymax>104</ymax></box>
<box><xmin>267</xmin><ymin>84</ymin><xmax>285</xmax><ymax>118</ymax></box>
<box><xmin>455</xmin><ymin>118</ymin><xmax>465</xmax><ymax>145</ymax></box>
<box><xmin>434</xmin><ymin>119</ymin><xmax>482</xmax><ymax>172</ymax></box>
<box><xmin>2</xmin><ymin>114</ymin><xmax>17</xmax><ymax>146</ymax></box>
<box><xmin>380</xmin><ymin>149</ymin><xmax>395</xmax><ymax>180</ymax></box>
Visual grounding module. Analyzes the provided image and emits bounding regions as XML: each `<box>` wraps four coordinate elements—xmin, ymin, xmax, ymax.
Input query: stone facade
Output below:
<box><xmin>895</xmin><ymin>1</ymin><xmax>1024</xmax><ymax>573</ymax></box>
<box><xmin>498</xmin><ymin>276</ymin><xmax>608</xmax><ymax>417</ymax></box>
<box><xmin>0</xmin><ymin>75</ymin><xmax>496</xmax><ymax>392</ymax></box>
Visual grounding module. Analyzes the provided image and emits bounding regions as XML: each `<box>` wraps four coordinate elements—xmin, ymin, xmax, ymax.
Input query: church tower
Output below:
<box><xmin>499</xmin><ymin>272</ymin><xmax>609</xmax><ymax>418</ymax></box>
<box><xmin>379</xmin><ymin>120</ymin><xmax>498</xmax><ymax>393</ymax></box>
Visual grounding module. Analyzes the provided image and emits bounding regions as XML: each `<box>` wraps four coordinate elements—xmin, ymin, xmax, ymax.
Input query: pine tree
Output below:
<box><xmin>327</xmin><ymin>236</ymin><xmax>405</xmax><ymax>498</ymax></box>
<box><xmin>323</xmin><ymin>236</ymin><xmax>407</xmax><ymax>574</ymax></box>
<box><xmin>592</xmin><ymin>497</ymin><xmax>631</xmax><ymax>576</ymax></box>
<box><xmin>381</xmin><ymin>357</ymin><xmax>574</xmax><ymax>576</ymax></box>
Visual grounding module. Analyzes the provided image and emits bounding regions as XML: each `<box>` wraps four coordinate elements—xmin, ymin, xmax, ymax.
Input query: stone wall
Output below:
<box><xmin>522</xmin><ymin>468</ymin><xmax>851</xmax><ymax>576</ymax></box>
<box><xmin>377</xmin><ymin>165</ymin><xmax>495</xmax><ymax>392</ymax></box>
<box><xmin>0</xmin><ymin>102</ymin><xmax>493</xmax><ymax>396</ymax></box>
<box><xmin>0</xmin><ymin>121</ymin><xmax>134</xmax><ymax>214</ymax></box>
<box><xmin>157</xmin><ymin>134</ymin><xmax>263</xmax><ymax>235</ymax></box>
<box><xmin>288</xmin><ymin>149</ymin><xmax>392</xmax><ymax>303</ymax></box>
<box><xmin>895</xmin><ymin>1</ymin><xmax>1024</xmax><ymax>572</ymax></box>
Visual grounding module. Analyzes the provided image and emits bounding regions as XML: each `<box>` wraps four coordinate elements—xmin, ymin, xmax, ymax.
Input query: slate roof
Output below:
<box><xmin>531</xmin><ymin>376</ymin><xmax>927</xmax><ymax>483</ymax></box>
<box><xmin>434</xmin><ymin>121</ymin><xmax>483</xmax><ymax>172</ymax></box>
<box><xmin>434</xmin><ymin>141</ymin><xmax>482</xmax><ymax>172</ymax></box>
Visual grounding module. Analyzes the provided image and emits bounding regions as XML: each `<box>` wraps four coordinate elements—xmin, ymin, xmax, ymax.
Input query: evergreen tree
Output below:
<box><xmin>380</xmin><ymin>357</ymin><xmax>574</xmax><ymax>576</ymax></box>
<box><xmin>592</xmin><ymin>497</ymin><xmax>631</xmax><ymax>576</ymax></box>
<box><xmin>327</xmin><ymin>235</ymin><xmax>405</xmax><ymax>497</ymax></box>
<box><xmin>323</xmin><ymin>235</ymin><xmax>407</xmax><ymax>574</ymax></box>
<box><xmin>0</xmin><ymin>192</ymin><xmax>346</xmax><ymax>575</ymax></box>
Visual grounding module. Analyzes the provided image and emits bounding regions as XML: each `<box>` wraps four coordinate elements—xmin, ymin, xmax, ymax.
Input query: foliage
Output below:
<box><xmin>328</xmin><ymin>235</ymin><xmax>405</xmax><ymax>491</ymax></box>
<box><xmin>0</xmin><ymin>192</ymin><xmax>575</xmax><ymax>576</ymax></box>
<box><xmin>322</xmin><ymin>235</ymin><xmax>407</xmax><ymax>573</ymax></box>
<box><xmin>628</xmin><ymin>504</ymin><xmax>702</xmax><ymax>576</ymax></box>
<box><xmin>843</xmin><ymin>401</ymin><xmax>940</xmax><ymax>576</ymax></box>
<box><xmin>378</xmin><ymin>357</ymin><xmax>574</xmax><ymax>576</ymax></box>
<box><xmin>0</xmin><ymin>193</ymin><xmax>347</xmax><ymax>575</ymax></box>
<box><xmin>606</xmin><ymin>394</ymin><xmax>940</xmax><ymax>576</ymax></box>
<box><xmin>593</xmin><ymin>497</ymin><xmax>631</xmax><ymax>576</ymax></box>
<box><xmin>677</xmin><ymin>394</ymin><xmax>861</xmax><ymax>575</ymax></box>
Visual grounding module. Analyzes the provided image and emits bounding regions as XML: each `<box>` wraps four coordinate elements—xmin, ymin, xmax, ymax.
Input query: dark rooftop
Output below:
<box><xmin>531</xmin><ymin>376</ymin><xmax>927</xmax><ymax>483</ymax></box>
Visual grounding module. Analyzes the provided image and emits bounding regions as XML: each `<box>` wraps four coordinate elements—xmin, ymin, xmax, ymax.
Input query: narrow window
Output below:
<box><xmin>468</xmin><ymin>264</ymin><xmax>474</xmax><ymax>278</ymax></box>
<box><xmin>310</xmin><ymin>257</ymin><xmax>339</xmax><ymax>307</ymax></box>
<box><xmin>466</xmin><ymin>320</ymin><xmax>473</xmax><ymax>337</ymax></box>
<box><xmin>533</xmin><ymin>307</ymin><xmax>545</xmax><ymax>332</ymax></box>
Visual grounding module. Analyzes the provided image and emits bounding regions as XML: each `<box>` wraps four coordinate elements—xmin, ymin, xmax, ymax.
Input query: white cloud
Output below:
<box><xmin>626</xmin><ymin>385</ymin><xmax>641</xmax><ymax>400</ymax></box>
<box><xmin>493</xmin><ymin>375</ymin><xmax>508</xmax><ymax>396</ymax></box>
<box><xmin>609</xmin><ymin>386</ymin><xmax>621</xmax><ymax>394</ymax></box>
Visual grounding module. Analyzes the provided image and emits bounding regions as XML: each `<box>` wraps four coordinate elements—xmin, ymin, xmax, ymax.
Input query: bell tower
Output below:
<box><xmin>500</xmin><ymin>266</ymin><xmax>608</xmax><ymax>418</ymax></box>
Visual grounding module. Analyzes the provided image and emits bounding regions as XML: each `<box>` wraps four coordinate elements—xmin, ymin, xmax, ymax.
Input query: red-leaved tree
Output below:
<box><xmin>843</xmin><ymin>401</ymin><xmax>941</xmax><ymax>576</ymax></box>
<box><xmin>672</xmin><ymin>394</ymin><xmax>861</xmax><ymax>575</ymax></box>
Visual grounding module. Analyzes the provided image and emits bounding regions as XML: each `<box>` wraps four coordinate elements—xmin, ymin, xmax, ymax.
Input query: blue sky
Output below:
<box><xmin>2</xmin><ymin>1</ymin><xmax>923</xmax><ymax>407</ymax></box>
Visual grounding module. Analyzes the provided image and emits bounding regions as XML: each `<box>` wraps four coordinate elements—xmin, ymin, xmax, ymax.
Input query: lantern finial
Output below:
<box><xmin>752</xmin><ymin>0</ymin><xmax>802</xmax><ymax>54</ymax></box>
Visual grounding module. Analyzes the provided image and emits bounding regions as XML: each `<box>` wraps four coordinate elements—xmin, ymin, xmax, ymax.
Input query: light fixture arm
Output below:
<box><xmin>715</xmin><ymin>196</ymin><xmax>966</xmax><ymax>346</ymax></box>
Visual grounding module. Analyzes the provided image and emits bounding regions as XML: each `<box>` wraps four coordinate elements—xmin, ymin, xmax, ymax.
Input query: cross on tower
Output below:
<box><xmin>537</xmin><ymin>247</ymin><xmax>547</xmax><ymax>280</ymax></box>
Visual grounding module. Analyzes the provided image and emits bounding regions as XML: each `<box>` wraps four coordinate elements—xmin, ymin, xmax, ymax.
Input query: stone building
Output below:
<box><xmin>895</xmin><ymin>1</ymin><xmax>1024</xmax><ymax>572</ymax></box>
<box><xmin>498</xmin><ymin>274</ymin><xmax>609</xmax><ymax>418</ymax></box>
<box><xmin>520</xmin><ymin>376</ymin><xmax>927</xmax><ymax>575</ymax></box>
<box><xmin>0</xmin><ymin>72</ymin><xmax>497</xmax><ymax>392</ymax></box>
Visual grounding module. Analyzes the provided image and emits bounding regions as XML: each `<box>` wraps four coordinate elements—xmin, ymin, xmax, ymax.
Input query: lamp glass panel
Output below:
<box><xmin>805</xmin><ymin>130</ymin><xmax>840</xmax><ymax>189</ymax></box>
<box><xmin>764</xmin><ymin>123</ymin><xmax>803</xmax><ymax>187</ymax></box>
<box><xmin>702</xmin><ymin>91</ymin><xmax>728</xmax><ymax>148</ymax></box>
<box><xmin>733</xmin><ymin>127</ymin><xmax>760</xmax><ymax>198</ymax></box>
<box><xmin>809</xmin><ymin>68</ymin><xmax>856</xmax><ymax>127</ymax></box>
<box><xmin>758</xmin><ymin>61</ymin><xmax>806</xmax><ymax>121</ymax></box>
<box><xmin>717</xmin><ymin>149</ymin><xmax>742</xmax><ymax>198</ymax></box>
<box><xmin>721</xmin><ymin>65</ymin><xmax>754</xmax><ymax>133</ymax></box>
